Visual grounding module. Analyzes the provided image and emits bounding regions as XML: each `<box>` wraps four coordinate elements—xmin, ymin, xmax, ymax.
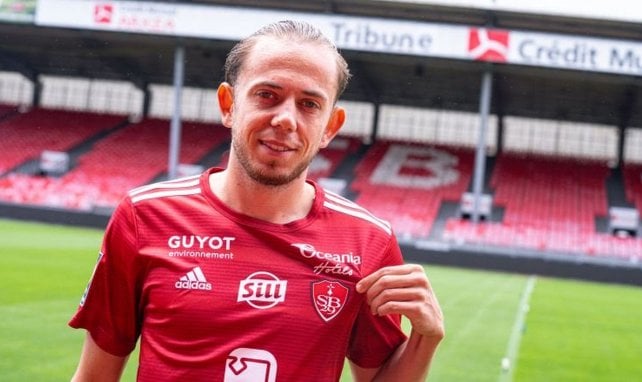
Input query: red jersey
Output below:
<box><xmin>69</xmin><ymin>167</ymin><xmax>407</xmax><ymax>381</ymax></box>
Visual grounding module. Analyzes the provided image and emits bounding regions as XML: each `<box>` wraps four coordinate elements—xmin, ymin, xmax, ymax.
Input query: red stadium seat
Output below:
<box><xmin>0</xmin><ymin>108</ymin><xmax>125</xmax><ymax>174</ymax></box>
<box><xmin>0</xmin><ymin>117</ymin><xmax>230</xmax><ymax>210</ymax></box>
<box><xmin>444</xmin><ymin>152</ymin><xmax>642</xmax><ymax>260</ymax></box>
<box><xmin>351</xmin><ymin>140</ymin><xmax>474</xmax><ymax>239</ymax></box>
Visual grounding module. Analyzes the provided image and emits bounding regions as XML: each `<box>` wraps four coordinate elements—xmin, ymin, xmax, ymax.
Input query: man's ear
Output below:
<box><xmin>320</xmin><ymin>106</ymin><xmax>346</xmax><ymax>148</ymax></box>
<box><xmin>217</xmin><ymin>82</ymin><xmax>234</xmax><ymax>128</ymax></box>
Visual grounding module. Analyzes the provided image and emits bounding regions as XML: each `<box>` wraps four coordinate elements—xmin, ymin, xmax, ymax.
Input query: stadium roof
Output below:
<box><xmin>0</xmin><ymin>0</ymin><xmax>641</xmax><ymax>127</ymax></box>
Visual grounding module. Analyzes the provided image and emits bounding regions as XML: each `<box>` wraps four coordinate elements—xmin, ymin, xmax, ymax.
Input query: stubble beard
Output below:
<box><xmin>232</xmin><ymin>133</ymin><xmax>314</xmax><ymax>187</ymax></box>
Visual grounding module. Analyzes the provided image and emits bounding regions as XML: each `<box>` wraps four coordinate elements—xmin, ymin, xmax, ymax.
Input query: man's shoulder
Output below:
<box><xmin>127</xmin><ymin>174</ymin><xmax>203</xmax><ymax>205</ymax></box>
<box><xmin>320</xmin><ymin>189</ymin><xmax>392</xmax><ymax>237</ymax></box>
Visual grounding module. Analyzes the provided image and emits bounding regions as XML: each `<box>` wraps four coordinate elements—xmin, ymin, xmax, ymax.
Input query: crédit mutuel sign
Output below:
<box><xmin>35</xmin><ymin>0</ymin><xmax>641</xmax><ymax>77</ymax></box>
<box><xmin>469</xmin><ymin>28</ymin><xmax>642</xmax><ymax>76</ymax></box>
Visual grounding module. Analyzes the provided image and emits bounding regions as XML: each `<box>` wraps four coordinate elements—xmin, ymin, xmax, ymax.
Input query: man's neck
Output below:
<box><xmin>209</xmin><ymin>168</ymin><xmax>315</xmax><ymax>225</ymax></box>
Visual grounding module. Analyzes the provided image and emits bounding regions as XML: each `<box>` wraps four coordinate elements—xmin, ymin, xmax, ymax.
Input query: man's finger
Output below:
<box><xmin>357</xmin><ymin>267</ymin><xmax>397</xmax><ymax>293</ymax></box>
<box><xmin>356</xmin><ymin>264</ymin><xmax>422</xmax><ymax>293</ymax></box>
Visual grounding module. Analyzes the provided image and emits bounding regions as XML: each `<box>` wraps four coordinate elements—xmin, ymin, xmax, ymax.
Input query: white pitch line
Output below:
<box><xmin>498</xmin><ymin>275</ymin><xmax>537</xmax><ymax>382</ymax></box>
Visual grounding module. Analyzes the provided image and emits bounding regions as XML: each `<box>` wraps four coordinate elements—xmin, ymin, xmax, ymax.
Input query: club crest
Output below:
<box><xmin>312</xmin><ymin>280</ymin><xmax>349</xmax><ymax>322</ymax></box>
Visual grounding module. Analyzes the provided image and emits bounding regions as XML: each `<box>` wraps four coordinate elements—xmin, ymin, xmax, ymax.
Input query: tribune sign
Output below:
<box><xmin>35</xmin><ymin>0</ymin><xmax>641</xmax><ymax>77</ymax></box>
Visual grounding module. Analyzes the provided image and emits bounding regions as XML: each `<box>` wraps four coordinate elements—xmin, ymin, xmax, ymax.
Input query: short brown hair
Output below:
<box><xmin>224</xmin><ymin>20</ymin><xmax>351</xmax><ymax>102</ymax></box>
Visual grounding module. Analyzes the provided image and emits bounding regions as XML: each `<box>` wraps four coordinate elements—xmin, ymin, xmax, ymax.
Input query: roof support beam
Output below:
<box><xmin>348</xmin><ymin>60</ymin><xmax>381</xmax><ymax>143</ymax></box>
<box><xmin>471</xmin><ymin>66</ymin><xmax>493</xmax><ymax>223</ymax></box>
<box><xmin>0</xmin><ymin>48</ymin><xmax>38</xmax><ymax>81</ymax></box>
<box><xmin>615</xmin><ymin>86</ymin><xmax>637</xmax><ymax>167</ymax></box>
<box><xmin>167</xmin><ymin>45</ymin><xmax>185</xmax><ymax>180</ymax></box>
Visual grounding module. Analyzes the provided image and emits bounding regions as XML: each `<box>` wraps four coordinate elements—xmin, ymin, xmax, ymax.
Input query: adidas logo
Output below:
<box><xmin>175</xmin><ymin>266</ymin><xmax>212</xmax><ymax>290</ymax></box>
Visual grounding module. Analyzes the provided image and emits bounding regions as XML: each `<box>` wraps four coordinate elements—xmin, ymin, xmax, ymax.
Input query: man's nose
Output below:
<box><xmin>270</xmin><ymin>98</ymin><xmax>297</xmax><ymax>132</ymax></box>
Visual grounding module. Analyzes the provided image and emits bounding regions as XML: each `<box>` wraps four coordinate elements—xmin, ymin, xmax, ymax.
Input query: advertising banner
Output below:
<box><xmin>34</xmin><ymin>0</ymin><xmax>465</xmax><ymax>58</ymax></box>
<box><xmin>0</xmin><ymin>0</ymin><xmax>36</xmax><ymax>23</ymax></box>
<box><xmin>469</xmin><ymin>28</ymin><xmax>642</xmax><ymax>77</ymax></box>
<box><xmin>35</xmin><ymin>0</ymin><xmax>642</xmax><ymax>77</ymax></box>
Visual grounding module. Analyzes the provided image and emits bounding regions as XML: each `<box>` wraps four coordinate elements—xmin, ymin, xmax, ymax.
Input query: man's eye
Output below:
<box><xmin>301</xmin><ymin>100</ymin><xmax>320</xmax><ymax>109</ymax></box>
<box><xmin>257</xmin><ymin>91</ymin><xmax>273</xmax><ymax>99</ymax></box>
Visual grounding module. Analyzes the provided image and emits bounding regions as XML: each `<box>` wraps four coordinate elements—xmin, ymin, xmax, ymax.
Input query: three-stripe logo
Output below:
<box><xmin>175</xmin><ymin>266</ymin><xmax>212</xmax><ymax>290</ymax></box>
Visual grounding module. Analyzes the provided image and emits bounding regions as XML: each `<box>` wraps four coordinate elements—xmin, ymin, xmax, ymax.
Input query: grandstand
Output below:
<box><xmin>0</xmin><ymin>115</ymin><xmax>229</xmax><ymax>210</ymax></box>
<box><xmin>0</xmin><ymin>108</ymin><xmax>125</xmax><ymax>175</ymax></box>
<box><xmin>351</xmin><ymin>140</ymin><xmax>476</xmax><ymax>240</ymax></box>
<box><xmin>0</xmin><ymin>0</ymin><xmax>641</xmax><ymax>285</ymax></box>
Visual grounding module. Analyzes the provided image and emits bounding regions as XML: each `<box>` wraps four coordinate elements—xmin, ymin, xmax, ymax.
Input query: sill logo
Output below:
<box><xmin>468</xmin><ymin>28</ymin><xmax>510</xmax><ymax>63</ymax></box>
<box><xmin>237</xmin><ymin>272</ymin><xmax>287</xmax><ymax>310</ymax></box>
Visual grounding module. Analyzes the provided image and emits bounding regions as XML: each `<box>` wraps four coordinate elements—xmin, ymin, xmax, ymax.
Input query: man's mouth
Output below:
<box><xmin>260</xmin><ymin>140</ymin><xmax>294</xmax><ymax>152</ymax></box>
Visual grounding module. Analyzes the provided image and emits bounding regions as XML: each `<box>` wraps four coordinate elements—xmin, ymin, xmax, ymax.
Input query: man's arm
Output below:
<box><xmin>351</xmin><ymin>264</ymin><xmax>445</xmax><ymax>381</ymax></box>
<box><xmin>71</xmin><ymin>333</ymin><xmax>129</xmax><ymax>382</ymax></box>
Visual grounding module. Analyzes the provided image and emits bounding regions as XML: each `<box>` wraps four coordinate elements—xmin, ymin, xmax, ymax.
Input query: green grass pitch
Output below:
<box><xmin>1</xmin><ymin>218</ymin><xmax>641</xmax><ymax>381</ymax></box>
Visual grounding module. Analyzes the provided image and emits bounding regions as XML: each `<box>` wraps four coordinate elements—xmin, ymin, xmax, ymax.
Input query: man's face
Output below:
<box><xmin>220</xmin><ymin>36</ymin><xmax>344</xmax><ymax>187</ymax></box>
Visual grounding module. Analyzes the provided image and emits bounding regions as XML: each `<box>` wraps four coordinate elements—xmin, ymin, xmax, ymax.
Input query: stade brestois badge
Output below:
<box><xmin>312</xmin><ymin>280</ymin><xmax>348</xmax><ymax>322</ymax></box>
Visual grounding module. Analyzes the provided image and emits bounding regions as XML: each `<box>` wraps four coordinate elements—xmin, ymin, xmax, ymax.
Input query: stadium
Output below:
<box><xmin>0</xmin><ymin>0</ymin><xmax>641</xmax><ymax>381</ymax></box>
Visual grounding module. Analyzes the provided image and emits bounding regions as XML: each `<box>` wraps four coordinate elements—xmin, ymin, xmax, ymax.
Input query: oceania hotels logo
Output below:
<box><xmin>292</xmin><ymin>243</ymin><xmax>361</xmax><ymax>276</ymax></box>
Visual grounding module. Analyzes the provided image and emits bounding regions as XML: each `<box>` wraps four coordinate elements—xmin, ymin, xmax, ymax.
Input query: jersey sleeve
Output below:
<box><xmin>347</xmin><ymin>234</ymin><xmax>408</xmax><ymax>368</ymax></box>
<box><xmin>68</xmin><ymin>197</ymin><xmax>143</xmax><ymax>357</ymax></box>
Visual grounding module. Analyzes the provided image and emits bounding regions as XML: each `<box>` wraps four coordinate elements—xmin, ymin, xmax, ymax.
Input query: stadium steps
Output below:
<box><xmin>428</xmin><ymin>201</ymin><xmax>460</xmax><ymax>240</ymax></box>
<box><xmin>73</xmin><ymin>119</ymin><xmax>231</xmax><ymax>207</ymax></box>
<box><xmin>623</xmin><ymin>163</ymin><xmax>642</xmax><ymax>216</ymax></box>
<box><xmin>0</xmin><ymin>104</ymin><xmax>18</xmax><ymax>121</ymax></box>
<box><xmin>196</xmin><ymin>139</ymin><xmax>232</xmax><ymax>168</ymax></box>
<box><xmin>10</xmin><ymin>117</ymin><xmax>131</xmax><ymax>177</ymax></box>
<box><xmin>605</xmin><ymin>167</ymin><xmax>635</xmax><ymax>208</ymax></box>
<box><xmin>442</xmin><ymin>153</ymin><xmax>642</xmax><ymax>259</ymax></box>
<box><xmin>61</xmin><ymin>118</ymin><xmax>132</xmax><ymax>165</ymax></box>
<box><xmin>432</xmin><ymin>200</ymin><xmax>506</xmax><ymax>240</ymax></box>
<box><xmin>0</xmin><ymin>119</ymin><xmax>230</xmax><ymax>210</ymax></box>
<box><xmin>148</xmin><ymin>138</ymin><xmax>231</xmax><ymax>183</ymax></box>
<box><xmin>326</xmin><ymin>140</ymin><xmax>370</xmax><ymax>200</ymax></box>
<box><xmin>0</xmin><ymin>109</ymin><xmax>129</xmax><ymax>176</ymax></box>
<box><xmin>348</xmin><ymin>141</ymin><xmax>475</xmax><ymax>240</ymax></box>
<box><xmin>330</xmin><ymin>141</ymin><xmax>370</xmax><ymax>178</ymax></box>
<box><xmin>595</xmin><ymin>166</ymin><xmax>635</xmax><ymax>234</ymax></box>
<box><xmin>466</xmin><ymin>154</ymin><xmax>496</xmax><ymax>194</ymax></box>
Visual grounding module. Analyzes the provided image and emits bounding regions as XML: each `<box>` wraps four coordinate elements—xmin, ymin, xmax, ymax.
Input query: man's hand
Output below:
<box><xmin>356</xmin><ymin>264</ymin><xmax>444</xmax><ymax>339</ymax></box>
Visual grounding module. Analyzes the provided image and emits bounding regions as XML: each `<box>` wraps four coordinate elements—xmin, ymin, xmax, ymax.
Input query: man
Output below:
<box><xmin>70</xmin><ymin>20</ymin><xmax>444</xmax><ymax>381</ymax></box>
